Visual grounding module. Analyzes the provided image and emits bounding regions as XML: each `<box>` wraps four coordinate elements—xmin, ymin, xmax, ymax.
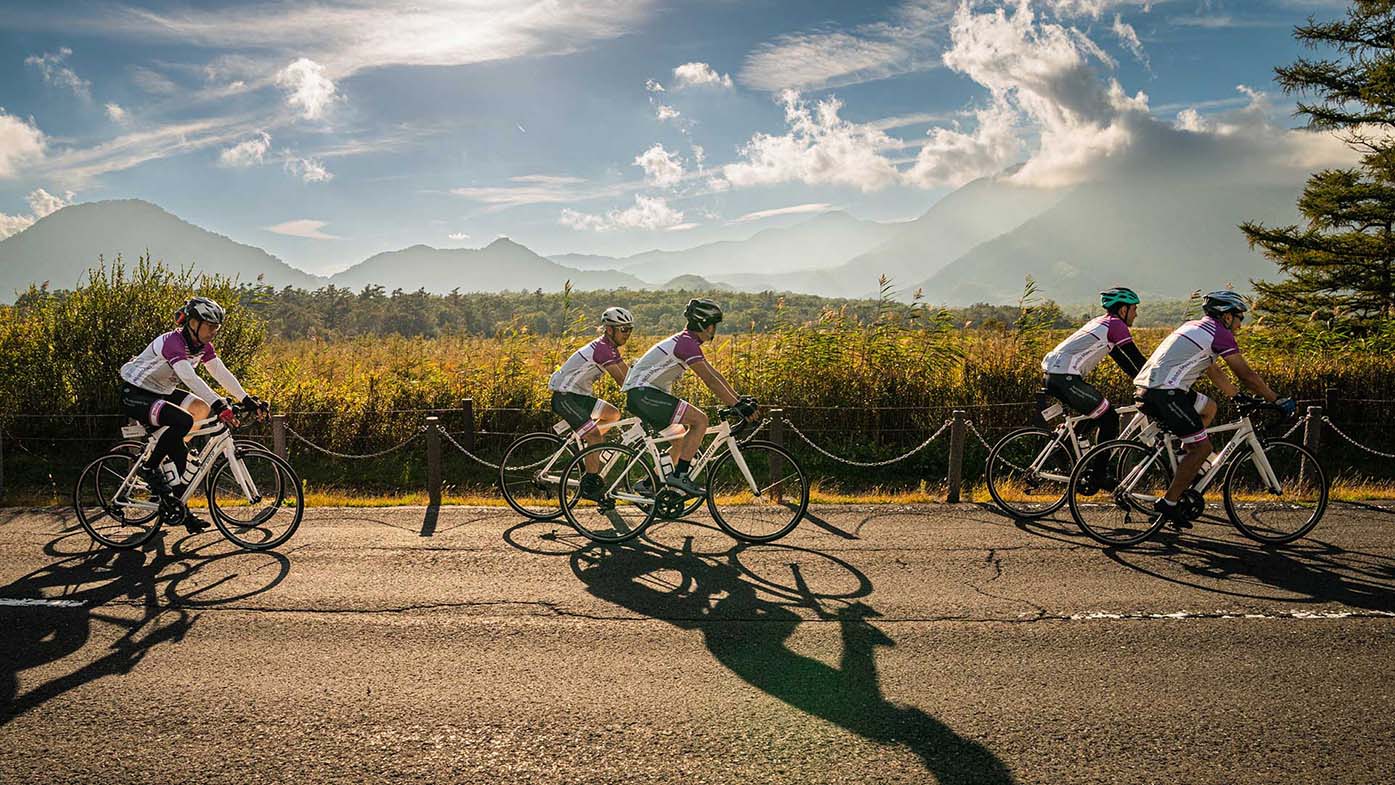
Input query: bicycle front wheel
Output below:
<box><xmin>985</xmin><ymin>428</ymin><xmax>1073</xmax><ymax>519</ymax></box>
<box><xmin>499</xmin><ymin>432</ymin><xmax>573</xmax><ymax>521</ymax></box>
<box><xmin>1068</xmin><ymin>439</ymin><xmax>1170</xmax><ymax>547</ymax></box>
<box><xmin>73</xmin><ymin>453</ymin><xmax>162</xmax><ymax>549</ymax></box>
<box><xmin>1223</xmin><ymin>441</ymin><xmax>1329</xmax><ymax>544</ymax></box>
<box><xmin>207</xmin><ymin>449</ymin><xmax>304</xmax><ymax>551</ymax></box>
<box><xmin>706</xmin><ymin>440</ymin><xmax>809</xmax><ymax>543</ymax></box>
<box><xmin>560</xmin><ymin>443</ymin><xmax>658</xmax><ymax>543</ymax></box>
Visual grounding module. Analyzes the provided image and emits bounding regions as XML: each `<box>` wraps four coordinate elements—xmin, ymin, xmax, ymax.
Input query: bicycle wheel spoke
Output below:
<box><xmin>707</xmin><ymin>442</ymin><xmax>808</xmax><ymax>543</ymax></box>
<box><xmin>986</xmin><ymin>429</ymin><xmax>1073</xmax><ymax>519</ymax></box>
<box><xmin>499</xmin><ymin>433</ymin><xmax>571</xmax><ymax>520</ymax></box>
<box><xmin>561</xmin><ymin>444</ymin><xmax>656</xmax><ymax>543</ymax></box>
<box><xmin>208</xmin><ymin>451</ymin><xmax>304</xmax><ymax>550</ymax></box>
<box><xmin>1224</xmin><ymin>442</ymin><xmax>1328</xmax><ymax>544</ymax></box>
<box><xmin>1069</xmin><ymin>441</ymin><xmax>1169</xmax><ymax>547</ymax></box>
<box><xmin>74</xmin><ymin>453</ymin><xmax>161</xmax><ymax>549</ymax></box>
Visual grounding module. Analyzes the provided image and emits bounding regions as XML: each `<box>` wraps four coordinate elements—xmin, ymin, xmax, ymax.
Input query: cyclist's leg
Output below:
<box><xmin>552</xmin><ymin>391</ymin><xmax>603</xmax><ymax>472</ymax></box>
<box><xmin>1148</xmin><ymin>389</ymin><xmax>1213</xmax><ymax>503</ymax></box>
<box><xmin>673</xmin><ymin>401</ymin><xmax>708</xmax><ymax>463</ymax></box>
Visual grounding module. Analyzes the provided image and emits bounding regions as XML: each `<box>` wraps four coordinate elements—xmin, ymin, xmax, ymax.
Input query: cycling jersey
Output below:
<box><xmin>1042</xmin><ymin>315</ymin><xmax>1134</xmax><ymax>376</ymax></box>
<box><xmin>1134</xmin><ymin>317</ymin><xmax>1239</xmax><ymax>391</ymax></box>
<box><xmin>120</xmin><ymin>330</ymin><xmax>248</xmax><ymax>405</ymax></box>
<box><xmin>549</xmin><ymin>335</ymin><xmax>623</xmax><ymax>395</ymax></box>
<box><xmin>621</xmin><ymin>330</ymin><xmax>705</xmax><ymax>394</ymax></box>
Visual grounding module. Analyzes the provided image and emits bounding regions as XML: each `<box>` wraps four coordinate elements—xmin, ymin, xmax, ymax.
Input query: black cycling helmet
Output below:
<box><xmin>1202</xmin><ymin>290</ymin><xmax>1248</xmax><ymax>318</ymax></box>
<box><xmin>1100</xmin><ymin>286</ymin><xmax>1140</xmax><ymax>310</ymax></box>
<box><xmin>683</xmin><ymin>298</ymin><xmax>723</xmax><ymax>329</ymax></box>
<box><xmin>177</xmin><ymin>296</ymin><xmax>226</xmax><ymax>326</ymax></box>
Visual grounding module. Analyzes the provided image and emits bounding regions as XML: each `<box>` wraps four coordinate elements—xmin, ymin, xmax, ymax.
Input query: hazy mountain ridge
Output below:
<box><xmin>327</xmin><ymin>238</ymin><xmax>647</xmax><ymax>293</ymax></box>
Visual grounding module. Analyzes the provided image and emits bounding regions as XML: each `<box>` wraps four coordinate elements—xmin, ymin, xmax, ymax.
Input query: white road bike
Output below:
<box><xmin>559</xmin><ymin>405</ymin><xmax>808</xmax><ymax>545</ymax></box>
<box><xmin>73</xmin><ymin>402</ymin><xmax>303</xmax><ymax>551</ymax></box>
<box><xmin>1067</xmin><ymin>395</ymin><xmax>1327</xmax><ymax>547</ymax></box>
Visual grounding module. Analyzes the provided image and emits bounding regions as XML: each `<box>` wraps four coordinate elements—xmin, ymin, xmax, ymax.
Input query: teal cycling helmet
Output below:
<box><xmin>1100</xmin><ymin>286</ymin><xmax>1140</xmax><ymax>310</ymax></box>
<box><xmin>1202</xmin><ymin>290</ymin><xmax>1249</xmax><ymax>317</ymax></box>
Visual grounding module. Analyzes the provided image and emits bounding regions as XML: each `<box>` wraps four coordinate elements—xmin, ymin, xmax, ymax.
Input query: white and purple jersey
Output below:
<box><xmin>1134</xmin><ymin>317</ymin><xmax>1240</xmax><ymax>391</ymax></box>
<box><xmin>1041</xmin><ymin>315</ymin><xmax>1134</xmax><ymax>376</ymax></box>
<box><xmin>621</xmin><ymin>330</ymin><xmax>706</xmax><ymax>394</ymax></box>
<box><xmin>549</xmin><ymin>336</ymin><xmax>623</xmax><ymax>395</ymax></box>
<box><xmin>120</xmin><ymin>330</ymin><xmax>217</xmax><ymax>394</ymax></box>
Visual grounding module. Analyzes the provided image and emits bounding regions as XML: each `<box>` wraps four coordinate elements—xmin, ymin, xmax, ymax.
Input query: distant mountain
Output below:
<box><xmin>725</xmin><ymin>172</ymin><xmax>1064</xmax><ymax>298</ymax></box>
<box><xmin>0</xmin><ymin>199</ymin><xmax>325</xmax><ymax>299</ymax></box>
<box><xmin>329</xmin><ymin>238</ymin><xmax>647</xmax><ymax>293</ymax></box>
<box><xmin>913</xmin><ymin>178</ymin><xmax>1300</xmax><ymax>306</ymax></box>
<box><xmin>660</xmin><ymin>274</ymin><xmax>734</xmax><ymax>292</ymax></box>
<box><xmin>546</xmin><ymin>252</ymin><xmax>624</xmax><ymax>271</ymax></box>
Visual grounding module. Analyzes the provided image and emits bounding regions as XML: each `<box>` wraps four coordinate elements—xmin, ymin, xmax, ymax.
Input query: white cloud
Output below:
<box><xmin>452</xmin><ymin>175</ymin><xmax>630</xmax><ymax>212</ymax></box>
<box><xmin>722</xmin><ymin>91</ymin><xmax>901</xmax><ymax>192</ymax></box>
<box><xmin>905</xmin><ymin>101</ymin><xmax>1022</xmax><ymax>187</ymax></box>
<box><xmin>1111</xmin><ymin>14</ymin><xmax>1148</xmax><ymax>67</ymax></box>
<box><xmin>285</xmin><ymin>156</ymin><xmax>333</xmax><ymax>183</ymax></box>
<box><xmin>733</xmin><ymin>203</ymin><xmax>835</xmax><ymax>223</ymax></box>
<box><xmin>656</xmin><ymin>104</ymin><xmax>680</xmax><ymax>121</ymax></box>
<box><xmin>218</xmin><ymin>131</ymin><xmax>272</xmax><ymax>167</ymax></box>
<box><xmin>32</xmin><ymin>115</ymin><xmax>269</xmax><ymax>185</ymax></box>
<box><xmin>24</xmin><ymin>48</ymin><xmax>91</xmax><ymax>100</ymax></box>
<box><xmin>633</xmin><ymin>143</ymin><xmax>684</xmax><ymax>187</ymax></box>
<box><xmin>265</xmin><ymin>219</ymin><xmax>340</xmax><ymax>239</ymax></box>
<box><xmin>277</xmin><ymin>58</ymin><xmax>338</xmax><ymax>120</ymax></box>
<box><xmin>1041</xmin><ymin>0</ymin><xmax>1157</xmax><ymax>18</ymax></box>
<box><xmin>666</xmin><ymin>222</ymin><xmax>698</xmax><ymax>231</ymax></box>
<box><xmin>645</xmin><ymin>79</ymin><xmax>665</xmax><ymax>93</ymax></box>
<box><xmin>447</xmin><ymin>231</ymin><xmax>470</xmax><ymax>241</ymax></box>
<box><xmin>129</xmin><ymin>66</ymin><xmax>179</xmax><ymax>95</ymax></box>
<box><xmin>560</xmin><ymin>194</ymin><xmax>684</xmax><ymax>231</ymax></box>
<box><xmin>740</xmin><ymin>0</ymin><xmax>954</xmax><ymax>92</ymax></box>
<box><xmin>0</xmin><ymin>110</ymin><xmax>47</xmax><ymax>178</ymax></box>
<box><xmin>672</xmin><ymin>62</ymin><xmax>733</xmax><ymax>89</ymax></box>
<box><xmin>0</xmin><ymin>187</ymin><xmax>74</xmax><ymax>240</ymax></box>
<box><xmin>104</xmin><ymin>103</ymin><xmax>128</xmax><ymax>123</ymax></box>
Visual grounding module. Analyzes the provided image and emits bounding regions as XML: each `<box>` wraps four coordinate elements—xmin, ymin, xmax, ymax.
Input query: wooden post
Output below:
<box><xmin>767</xmin><ymin>414</ymin><xmax>785</xmax><ymax>502</ymax></box>
<box><xmin>1303</xmin><ymin>405</ymin><xmax>1323</xmax><ymax>454</ymax></box>
<box><xmin>947</xmin><ymin>409</ymin><xmax>967</xmax><ymax>503</ymax></box>
<box><xmin>0</xmin><ymin>428</ymin><xmax>6</xmax><ymax>502</ymax></box>
<box><xmin>426</xmin><ymin>415</ymin><xmax>442</xmax><ymax>506</ymax></box>
<box><xmin>272</xmin><ymin>414</ymin><xmax>287</xmax><ymax>460</ymax></box>
<box><xmin>461</xmin><ymin>397</ymin><xmax>475</xmax><ymax>451</ymax></box>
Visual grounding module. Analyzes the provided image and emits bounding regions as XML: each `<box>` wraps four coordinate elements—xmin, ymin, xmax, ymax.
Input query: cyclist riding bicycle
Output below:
<box><xmin>621</xmin><ymin>298</ymin><xmax>757</xmax><ymax>497</ymax></box>
<box><xmin>1133</xmin><ymin>290</ymin><xmax>1296</xmax><ymax>528</ymax></box>
<box><xmin>549</xmin><ymin>307</ymin><xmax>633</xmax><ymax>503</ymax></box>
<box><xmin>1041</xmin><ymin>286</ymin><xmax>1148</xmax><ymax>454</ymax></box>
<box><xmin>118</xmin><ymin>296</ymin><xmax>268</xmax><ymax>531</ymax></box>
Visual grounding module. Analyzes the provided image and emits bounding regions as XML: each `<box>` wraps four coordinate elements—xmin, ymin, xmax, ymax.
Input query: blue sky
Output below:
<box><xmin>0</xmin><ymin>0</ymin><xmax>1354</xmax><ymax>275</ymax></box>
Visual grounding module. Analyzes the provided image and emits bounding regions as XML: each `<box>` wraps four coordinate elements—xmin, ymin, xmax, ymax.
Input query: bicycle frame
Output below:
<box><xmin>1116</xmin><ymin>414</ymin><xmax>1284</xmax><ymax>504</ymax></box>
<box><xmin>113</xmin><ymin>415</ymin><xmax>261</xmax><ymax>513</ymax></box>
<box><xmin>596</xmin><ymin>417</ymin><xmax>760</xmax><ymax>505</ymax></box>
<box><xmin>527</xmin><ymin>416</ymin><xmax>644</xmax><ymax>488</ymax></box>
<box><xmin>1021</xmin><ymin>403</ymin><xmax>1143</xmax><ymax>484</ymax></box>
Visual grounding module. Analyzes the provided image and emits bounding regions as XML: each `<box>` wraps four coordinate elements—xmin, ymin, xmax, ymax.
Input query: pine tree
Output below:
<box><xmin>1241</xmin><ymin>0</ymin><xmax>1395</xmax><ymax>326</ymax></box>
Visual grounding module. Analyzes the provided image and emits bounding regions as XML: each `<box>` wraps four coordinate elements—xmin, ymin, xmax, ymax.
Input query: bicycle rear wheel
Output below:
<box><xmin>560</xmin><ymin>443</ymin><xmax>658</xmax><ymax>543</ymax></box>
<box><xmin>73</xmin><ymin>453</ymin><xmax>162</xmax><ymax>549</ymax></box>
<box><xmin>207</xmin><ymin>450</ymin><xmax>304</xmax><ymax>551</ymax></box>
<box><xmin>706</xmin><ymin>440</ymin><xmax>809</xmax><ymax>543</ymax></box>
<box><xmin>1223</xmin><ymin>441</ymin><xmax>1328</xmax><ymax>544</ymax></box>
<box><xmin>1068</xmin><ymin>439</ymin><xmax>1170</xmax><ymax>547</ymax></box>
<box><xmin>985</xmin><ymin>428</ymin><xmax>1073</xmax><ymax>519</ymax></box>
<box><xmin>499</xmin><ymin>432</ymin><xmax>572</xmax><ymax>521</ymax></box>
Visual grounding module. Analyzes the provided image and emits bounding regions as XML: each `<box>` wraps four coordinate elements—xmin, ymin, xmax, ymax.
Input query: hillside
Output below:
<box><xmin>329</xmin><ymin>238</ymin><xmax>647</xmax><ymax>293</ymax></box>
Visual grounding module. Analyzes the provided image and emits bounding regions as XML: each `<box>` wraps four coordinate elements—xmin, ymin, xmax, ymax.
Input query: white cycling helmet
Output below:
<box><xmin>601</xmin><ymin>307</ymin><xmax>634</xmax><ymax>327</ymax></box>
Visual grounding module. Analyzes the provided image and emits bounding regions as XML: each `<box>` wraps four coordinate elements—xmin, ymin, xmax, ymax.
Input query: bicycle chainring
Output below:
<box><xmin>1179</xmin><ymin>488</ymin><xmax>1205</xmax><ymax>521</ymax></box>
<box><xmin>655</xmin><ymin>489</ymin><xmax>687</xmax><ymax>520</ymax></box>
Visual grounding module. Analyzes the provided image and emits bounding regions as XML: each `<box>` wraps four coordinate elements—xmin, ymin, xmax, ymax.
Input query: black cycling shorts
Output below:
<box><xmin>1043</xmin><ymin>374</ymin><xmax>1109</xmax><ymax>418</ymax></box>
<box><xmin>551</xmin><ymin>391</ymin><xmax>603</xmax><ymax>433</ymax></box>
<box><xmin>119</xmin><ymin>383</ymin><xmax>193</xmax><ymax>427</ymax></box>
<box><xmin>625</xmin><ymin>386</ymin><xmax>690</xmax><ymax>431</ymax></box>
<box><xmin>1137</xmin><ymin>388</ymin><xmax>1209</xmax><ymax>444</ymax></box>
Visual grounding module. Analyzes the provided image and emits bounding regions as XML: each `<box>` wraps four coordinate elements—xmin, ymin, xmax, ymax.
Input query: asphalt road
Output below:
<box><xmin>2</xmin><ymin>503</ymin><xmax>1393</xmax><ymax>784</ymax></box>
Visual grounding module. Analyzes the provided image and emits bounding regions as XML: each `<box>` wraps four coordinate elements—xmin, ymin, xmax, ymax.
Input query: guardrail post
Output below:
<box><xmin>426</xmin><ymin>416</ymin><xmax>442</xmax><ymax>506</ymax></box>
<box><xmin>1303</xmin><ymin>405</ymin><xmax>1323</xmax><ymax>454</ymax></box>
<box><xmin>461</xmin><ymin>398</ymin><xmax>475</xmax><ymax>451</ymax></box>
<box><xmin>0</xmin><ymin>428</ymin><xmax>6</xmax><ymax>501</ymax></box>
<box><xmin>768</xmin><ymin>415</ymin><xmax>785</xmax><ymax>499</ymax></box>
<box><xmin>272</xmin><ymin>414</ymin><xmax>287</xmax><ymax>460</ymax></box>
<box><xmin>947</xmin><ymin>409</ymin><xmax>967</xmax><ymax>503</ymax></box>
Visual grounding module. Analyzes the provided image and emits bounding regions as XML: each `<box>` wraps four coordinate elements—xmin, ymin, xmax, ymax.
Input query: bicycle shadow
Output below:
<box><xmin>0</xmin><ymin>526</ymin><xmax>292</xmax><ymax>726</ymax></box>
<box><xmin>568</xmin><ymin>541</ymin><xmax>1016</xmax><ymax>785</ymax></box>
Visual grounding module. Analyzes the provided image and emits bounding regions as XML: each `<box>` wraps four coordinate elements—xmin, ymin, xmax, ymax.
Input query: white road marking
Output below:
<box><xmin>1067</xmin><ymin>609</ymin><xmax>1395</xmax><ymax>621</ymax></box>
<box><xmin>0</xmin><ymin>598</ymin><xmax>85</xmax><ymax>608</ymax></box>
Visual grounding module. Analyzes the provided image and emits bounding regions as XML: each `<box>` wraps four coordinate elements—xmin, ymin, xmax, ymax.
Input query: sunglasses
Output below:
<box><xmin>614</xmin><ymin>326</ymin><xmax>633</xmax><ymax>333</ymax></box>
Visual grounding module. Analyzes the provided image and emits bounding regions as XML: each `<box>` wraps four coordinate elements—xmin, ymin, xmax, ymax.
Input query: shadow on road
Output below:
<box><xmin>503</xmin><ymin>520</ymin><xmax>1016</xmax><ymax>785</ymax></box>
<box><xmin>0</xmin><ymin>525</ymin><xmax>292</xmax><ymax>727</ymax></box>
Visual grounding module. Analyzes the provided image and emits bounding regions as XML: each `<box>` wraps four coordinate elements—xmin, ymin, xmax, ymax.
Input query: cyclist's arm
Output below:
<box><xmin>205</xmin><ymin>357</ymin><xmax>250</xmax><ymax>401</ymax></box>
<box><xmin>1221</xmin><ymin>353</ymin><xmax>1278</xmax><ymax>401</ymax></box>
<box><xmin>1109</xmin><ymin>342</ymin><xmax>1147</xmax><ymax>378</ymax></box>
<box><xmin>1204</xmin><ymin>363</ymin><xmax>1240</xmax><ymax>399</ymax></box>
<box><xmin>171</xmin><ymin>360</ymin><xmax>226</xmax><ymax>411</ymax></box>
<box><xmin>689</xmin><ymin>360</ymin><xmax>739</xmax><ymax>406</ymax></box>
<box><xmin>604</xmin><ymin>360</ymin><xmax>629</xmax><ymax>386</ymax></box>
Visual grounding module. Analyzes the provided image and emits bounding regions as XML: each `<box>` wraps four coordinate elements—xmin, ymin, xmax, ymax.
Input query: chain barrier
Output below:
<box><xmin>1320</xmin><ymin>416</ymin><xmax>1395</xmax><ymax>459</ymax></box>
<box><xmin>436</xmin><ymin>425</ymin><xmax>504</xmax><ymax>470</ymax></box>
<box><xmin>965</xmin><ymin>419</ymin><xmax>995</xmax><ymax>451</ymax></box>
<box><xmin>285</xmin><ymin>424</ymin><xmax>425</xmax><ymax>460</ymax></box>
<box><xmin>1278</xmin><ymin>416</ymin><xmax>1307</xmax><ymax>441</ymax></box>
<box><xmin>779</xmin><ymin>417</ymin><xmax>952</xmax><ymax>467</ymax></box>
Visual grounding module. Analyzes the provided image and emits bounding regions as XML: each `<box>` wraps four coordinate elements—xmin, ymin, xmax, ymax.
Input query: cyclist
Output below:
<box><xmin>1133</xmin><ymin>290</ymin><xmax>1295</xmax><ymax>528</ymax></box>
<box><xmin>119</xmin><ymin>296</ymin><xmax>267</xmax><ymax>531</ymax></box>
<box><xmin>621</xmin><ymin>298</ymin><xmax>757</xmax><ymax>497</ymax></box>
<box><xmin>1040</xmin><ymin>286</ymin><xmax>1147</xmax><ymax>465</ymax></box>
<box><xmin>549</xmin><ymin>307</ymin><xmax>633</xmax><ymax>503</ymax></box>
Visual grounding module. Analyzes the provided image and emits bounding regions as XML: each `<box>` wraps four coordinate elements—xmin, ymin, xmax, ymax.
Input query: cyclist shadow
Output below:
<box><xmin>570</xmin><ymin>542</ymin><xmax>1015</xmax><ymax>785</ymax></box>
<box><xmin>0</xmin><ymin>526</ymin><xmax>292</xmax><ymax>726</ymax></box>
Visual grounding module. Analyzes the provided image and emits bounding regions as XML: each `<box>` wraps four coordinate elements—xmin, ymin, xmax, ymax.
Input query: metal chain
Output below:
<box><xmin>285</xmin><ymin>424</ymin><xmax>425</xmax><ymax>459</ymax></box>
<box><xmin>779</xmin><ymin>417</ymin><xmax>951</xmax><ymax>467</ymax></box>
<box><xmin>436</xmin><ymin>425</ymin><xmax>504</xmax><ymax>469</ymax></box>
<box><xmin>1321</xmin><ymin>416</ymin><xmax>1395</xmax><ymax>459</ymax></box>
<box><xmin>739</xmin><ymin>418</ymin><xmax>769</xmax><ymax>444</ymax></box>
<box><xmin>964</xmin><ymin>419</ymin><xmax>995</xmax><ymax>450</ymax></box>
<box><xmin>1278</xmin><ymin>415</ymin><xmax>1307</xmax><ymax>441</ymax></box>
